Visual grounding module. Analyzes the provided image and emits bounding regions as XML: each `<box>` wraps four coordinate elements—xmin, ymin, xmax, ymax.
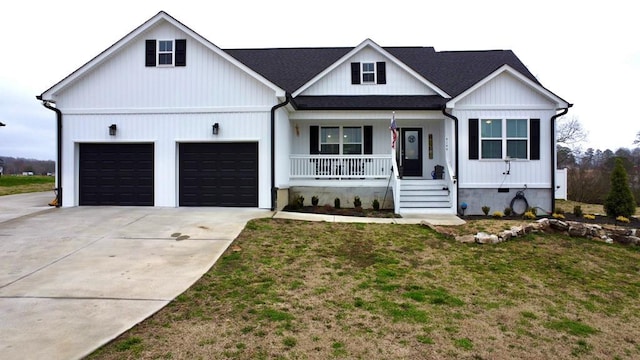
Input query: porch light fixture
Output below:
<box><xmin>108</xmin><ymin>124</ymin><xmax>117</xmax><ymax>136</ymax></box>
<box><xmin>212</xmin><ymin>123</ymin><xmax>219</xmax><ymax>135</ymax></box>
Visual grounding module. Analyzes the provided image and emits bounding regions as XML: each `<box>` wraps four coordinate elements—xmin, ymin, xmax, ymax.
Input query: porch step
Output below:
<box><xmin>398</xmin><ymin>179</ymin><xmax>452</xmax><ymax>211</ymax></box>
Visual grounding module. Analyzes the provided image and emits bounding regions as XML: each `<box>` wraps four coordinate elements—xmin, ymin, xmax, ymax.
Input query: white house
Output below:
<box><xmin>38</xmin><ymin>11</ymin><xmax>570</xmax><ymax>215</ymax></box>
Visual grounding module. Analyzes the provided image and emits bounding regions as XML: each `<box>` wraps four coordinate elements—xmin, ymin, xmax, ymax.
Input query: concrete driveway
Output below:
<box><xmin>0</xmin><ymin>192</ymin><xmax>272</xmax><ymax>360</ymax></box>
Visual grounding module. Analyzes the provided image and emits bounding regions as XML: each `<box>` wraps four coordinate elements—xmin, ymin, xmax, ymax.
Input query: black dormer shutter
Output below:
<box><xmin>351</xmin><ymin>63</ymin><xmax>361</xmax><ymax>84</ymax></box>
<box><xmin>376</xmin><ymin>62</ymin><xmax>386</xmax><ymax>84</ymax></box>
<box><xmin>310</xmin><ymin>126</ymin><xmax>320</xmax><ymax>154</ymax></box>
<box><xmin>175</xmin><ymin>39</ymin><xmax>186</xmax><ymax>67</ymax></box>
<box><xmin>530</xmin><ymin>118</ymin><xmax>540</xmax><ymax>160</ymax></box>
<box><xmin>469</xmin><ymin>118</ymin><xmax>479</xmax><ymax>160</ymax></box>
<box><xmin>145</xmin><ymin>40</ymin><xmax>156</xmax><ymax>67</ymax></box>
<box><xmin>364</xmin><ymin>126</ymin><xmax>373</xmax><ymax>154</ymax></box>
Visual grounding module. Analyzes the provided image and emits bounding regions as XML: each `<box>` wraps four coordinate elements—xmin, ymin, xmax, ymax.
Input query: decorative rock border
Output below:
<box><xmin>437</xmin><ymin>218</ymin><xmax>639</xmax><ymax>246</ymax></box>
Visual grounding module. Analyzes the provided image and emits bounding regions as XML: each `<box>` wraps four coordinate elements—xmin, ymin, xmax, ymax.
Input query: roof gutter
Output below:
<box><xmin>36</xmin><ymin>96</ymin><xmax>62</xmax><ymax>207</ymax></box>
<box><xmin>270</xmin><ymin>93</ymin><xmax>291</xmax><ymax>211</ymax></box>
<box><xmin>441</xmin><ymin>107</ymin><xmax>459</xmax><ymax>214</ymax></box>
<box><xmin>550</xmin><ymin>106</ymin><xmax>570</xmax><ymax>213</ymax></box>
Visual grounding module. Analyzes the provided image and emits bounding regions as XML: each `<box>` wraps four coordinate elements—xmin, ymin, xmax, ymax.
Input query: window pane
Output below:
<box><xmin>321</xmin><ymin>127</ymin><xmax>339</xmax><ymax>144</ymax></box>
<box><xmin>362</xmin><ymin>63</ymin><xmax>374</xmax><ymax>72</ymax></box>
<box><xmin>159</xmin><ymin>53</ymin><xmax>173</xmax><ymax>65</ymax></box>
<box><xmin>507</xmin><ymin>140</ymin><xmax>527</xmax><ymax>159</ymax></box>
<box><xmin>481</xmin><ymin>120</ymin><xmax>501</xmax><ymax>138</ymax></box>
<box><xmin>482</xmin><ymin>140</ymin><xmax>502</xmax><ymax>159</ymax></box>
<box><xmin>343</xmin><ymin>144</ymin><xmax>362</xmax><ymax>154</ymax></box>
<box><xmin>159</xmin><ymin>40</ymin><xmax>172</xmax><ymax>52</ymax></box>
<box><xmin>507</xmin><ymin>119</ymin><xmax>527</xmax><ymax>138</ymax></box>
<box><xmin>362</xmin><ymin>73</ymin><xmax>374</xmax><ymax>82</ymax></box>
<box><xmin>343</xmin><ymin>127</ymin><xmax>362</xmax><ymax>143</ymax></box>
<box><xmin>320</xmin><ymin>144</ymin><xmax>339</xmax><ymax>154</ymax></box>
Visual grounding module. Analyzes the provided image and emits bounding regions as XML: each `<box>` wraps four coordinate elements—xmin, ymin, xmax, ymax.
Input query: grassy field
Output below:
<box><xmin>0</xmin><ymin>175</ymin><xmax>55</xmax><ymax>196</ymax></box>
<box><xmin>555</xmin><ymin>199</ymin><xmax>640</xmax><ymax>217</ymax></box>
<box><xmin>89</xmin><ymin>219</ymin><xmax>640</xmax><ymax>360</ymax></box>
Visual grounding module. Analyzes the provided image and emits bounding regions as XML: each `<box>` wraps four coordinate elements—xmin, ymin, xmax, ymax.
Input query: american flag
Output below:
<box><xmin>390</xmin><ymin>112</ymin><xmax>398</xmax><ymax>149</ymax></box>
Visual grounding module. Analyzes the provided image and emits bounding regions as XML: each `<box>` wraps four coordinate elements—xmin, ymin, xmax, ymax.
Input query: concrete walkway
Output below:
<box><xmin>273</xmin><ymin>210</ymin><xmax>466</xmax><ymax>225</ymax></box>
<box><xmin>0</xmin><ymin>193</ymin><xmax>272</xmax><ymax>360</ymax></box>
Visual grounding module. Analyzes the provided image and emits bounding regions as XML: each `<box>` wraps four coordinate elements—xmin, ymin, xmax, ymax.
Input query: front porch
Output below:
<box><xmin>287</xmin><ymin>154</ymin><xmax>457</xmax><ymax>214</ymax></box>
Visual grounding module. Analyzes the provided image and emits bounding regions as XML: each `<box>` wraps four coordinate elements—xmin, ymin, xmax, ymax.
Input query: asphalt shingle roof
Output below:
<box><xmin>224</xmin><ymin>46</ymin><xmax>540</xmax><ymax>99</ymax></box>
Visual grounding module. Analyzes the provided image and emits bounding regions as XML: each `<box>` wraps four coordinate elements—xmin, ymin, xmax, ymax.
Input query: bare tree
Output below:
<box><xmin>556</xmin><ymin>115</ymin><xmax>588</xmax><ymax>146</ymax></box>
<box><xmin>634</xmin><ymin>131</ymin><xmax>640</xmax><ymax>146</ymax></box>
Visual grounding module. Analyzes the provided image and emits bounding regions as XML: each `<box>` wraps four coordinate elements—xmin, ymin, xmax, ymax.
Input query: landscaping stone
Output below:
<box><xmin>455</xmin><ymin>234</ymin><xmax>476</xmax><ymax>243</ymax></box>
<box><xmin>568</xmin><ymin>223</ymin><xmax>588</xmax><ymax>237</ymax></box>
<box><xmin>475</xmin><ymin>232</ymin><xmax>501</xmax><ymax>244</ymax></box>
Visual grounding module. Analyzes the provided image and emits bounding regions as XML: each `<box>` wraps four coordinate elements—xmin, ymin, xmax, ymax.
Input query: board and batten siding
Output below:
<box><xmin>299</xmin><ymin>47</ymin><xmax>438</xmax><ymax>96</ymax></box>
<box><xmin>61</xmin><ymin>112</ymin><xmax>272</xmax><ymax>208</ymax></box>
<box><xmin>54</xmin><ymin>21</ymin><xmax>276</xmax><ymax>110</ymax></box>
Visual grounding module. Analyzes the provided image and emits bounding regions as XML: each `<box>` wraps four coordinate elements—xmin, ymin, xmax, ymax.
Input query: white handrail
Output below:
<box><xmin>290</xmin><ymin>155</ymin><xmax>392</xmax><ymax>179</ymax></box>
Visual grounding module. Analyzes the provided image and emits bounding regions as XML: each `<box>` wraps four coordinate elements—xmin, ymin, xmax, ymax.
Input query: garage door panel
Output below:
<box><xmin>179</xmin><ymin>143</ymin><xmax>258</xmax><ymax>207</ymax></box>
<box><xmin>79</xmin><ymin>144</ymin><xmax>154</xmax><ymax>206</ymax></box>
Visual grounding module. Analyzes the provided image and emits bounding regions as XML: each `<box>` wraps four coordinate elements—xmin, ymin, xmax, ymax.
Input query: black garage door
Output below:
<box><xmin>79</xmin><ymin>143</ymin><xmax>154</xmax><ymax>206</ymax></box>
<box><xmin>179</xmin><ymin>143</ymin><xmax>258</xmax><ymax>207</ymax></box>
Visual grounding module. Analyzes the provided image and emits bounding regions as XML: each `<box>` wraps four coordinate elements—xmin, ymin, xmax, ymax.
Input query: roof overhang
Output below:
<box><xmin>446</xmin><ymin>64</ymin><xmax>570</xmax><ymax>110</ymax></box>
<box><xmin>291</xmin><ymin>39</ymin><xmax>451</xmax><ymax>99</ymax></box>
<box><xmin>292</xmin><ymin>95</ymin><xmax>446</xmax><ymax>110</ymax></box>
<box><xmin>39</xmin><ymin>11</ymin><xmax>285</xmax><ymax>100</ymax></box>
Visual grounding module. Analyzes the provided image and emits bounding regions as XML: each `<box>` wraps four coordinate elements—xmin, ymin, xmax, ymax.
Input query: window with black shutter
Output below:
<box><xmin>145</xmin><ymin>39</ymin><xmax>186</xmax><ymax>67</ymax></box>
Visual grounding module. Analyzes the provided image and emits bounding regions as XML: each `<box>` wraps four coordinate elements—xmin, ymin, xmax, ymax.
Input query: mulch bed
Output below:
<box><xmin>283</xmin><ymin>205</ymin><xmax>400</xmax><ymax>218</ymax></box>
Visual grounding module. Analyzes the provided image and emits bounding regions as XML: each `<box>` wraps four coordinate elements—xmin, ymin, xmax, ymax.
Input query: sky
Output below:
<box><xmin>1</xmin><ymin>0</ymin><xmax>639</xmax><ymax>160</ymax></box>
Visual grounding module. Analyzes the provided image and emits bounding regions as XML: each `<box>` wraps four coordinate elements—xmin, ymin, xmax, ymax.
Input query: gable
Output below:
<box><xmin>450</xmin><ymin>68</ymin><xmax>568</xmax><ymax>109</ymax></box>
<box><xmin>51</xmin><ymin>20</ymin><xmax>277</xmax><ymax>109</ymax></box>
<box><xmin>298</xmin><ymin>46</ymin><xmax>439</xmax><ymax>96</ymax></box>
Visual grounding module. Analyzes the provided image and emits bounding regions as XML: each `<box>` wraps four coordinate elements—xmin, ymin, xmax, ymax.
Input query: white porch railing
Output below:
<box><xmin>290</xmin><ymin>155</ymin><xmax>392</xmax><ymax>179</ymax></box>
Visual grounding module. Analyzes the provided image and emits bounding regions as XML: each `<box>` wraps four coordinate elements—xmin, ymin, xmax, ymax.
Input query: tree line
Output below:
<box><xmin>557</xmin><ymin>122</ymin><xmax>640</xmax><ymax>206</ymax></box>
<box><xmin>0</xmin><ymin>156</ymin><xmax>55</xmax><ymax>175</ymax></box>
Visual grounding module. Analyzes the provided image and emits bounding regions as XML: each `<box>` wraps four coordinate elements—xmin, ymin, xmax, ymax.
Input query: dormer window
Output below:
<box><xmin>361</xmin><ymin>62</ymin><xmax>376</xmax><ymax>83</ymax></box>
<box><xmin>145</xmin><ymin>39</ymin><xmax>187</xmax><ymax>67</ymax></box>
<box><xmin>350</xmin><ymin>61</ymin><xmax>386</xmax><ymax>85</ymax></box>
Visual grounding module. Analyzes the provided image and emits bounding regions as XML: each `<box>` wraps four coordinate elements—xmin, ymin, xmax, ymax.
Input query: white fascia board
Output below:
<box><xmin>291</xmin><ymin>38</ymin><xmax>450</xmax><ymax>98</ymax></box>
<box><xmin>40</xmin><ymin>11</ymin><xmax>285</xmax><ymax>100</ymax></box>
<box><xmin>446</xmin><ymin>64</ymin><xmax>569</xmax><ymax>109</ymax></box>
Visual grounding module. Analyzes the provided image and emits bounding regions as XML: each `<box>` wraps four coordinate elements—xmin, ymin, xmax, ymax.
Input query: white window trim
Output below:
<box><xmin>361</xmin><ymin>62</ymin><xmax>376</xmax><ymax>84</ymax></box>
<box><xmin>157</xmin><ymin>39</ymin><xmax>175</xmax><ymax>67</ymax></box>
<box><xmin>480</xmin><ymin>118</ymin><xmax>530</xmax><ymax>160</ymax></box>
<box><xmin>319</xmin><ymin>126</ymin><xmax>364</xmax><ymax>155</ymax></box>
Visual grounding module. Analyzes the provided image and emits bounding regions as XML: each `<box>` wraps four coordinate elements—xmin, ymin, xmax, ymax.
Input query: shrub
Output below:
<box><xmin>604</xmin><ymin>157</ymin><xmax>636</xmax><ymax>218</ymax></box>
<box><xmin>311</xmin><ymin>195</ymin><xmax>319</xmax><ymax>207</ymax></box>
<box><xmin>554</xmin><ymin>207</ymin><xmax>565</xmax><ymax>215</ymax></box>
<box><xmin>583</xmin><ymin>214</ymin><xmax>596</xmax><ymax>220</ymax></box>
<box><xmin>481</xmin><ymin>206</ymin><xmax>491</xmax><ymax>216</ymax></box>
<box><xmin>616</xmin><ymin>216</ymin><xmax>630</xmax><ymax>223</ymax></box>
<box><xmin>573</xmin><ymin>205</ymin><xmax>583</xmax><ymax>218</ymax></box>
<box><xmin>334</xmin><ymin>197</ymin><xmax>341</xmax><ymax>209</ymax></box>
<box><xmin>552</xmin><ymin>213</ymin><xmax>565</xmax><ymax>220</ymax></box>
<box><xmin>523</xmin><ymin>211</ymin><xmax>536</xmax><ymax>220</ymax></box>
<box><xmin>527</xmin><ymin>207</ymin><xmax>538</xmax><ymax>216</ymax></box>
<box><xmin>504</xmin><ymin>207</ymin><xmax>512</xmax><ymax>217</ymax></box>
<box><xmin>372</xmin><ymin>199</ymin><xmax>380</xmax><ymax>211</ymax></box>
<box><xmin>492</xmin><ymin>211</ymin><xmax>504</xmax><ymax>218</ymax></box>
<box><xmin>291</xmin><ymin>195</ymin><xmax>304</xmax><ymax>209</ymax></box>
<box><xmin>353</xmin><ymin>196</ymin><xmax>362</xmax><ymax>208</ymax></box>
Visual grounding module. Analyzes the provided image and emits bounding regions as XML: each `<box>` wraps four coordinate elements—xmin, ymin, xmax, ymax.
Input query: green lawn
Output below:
<box><xmin>0</xmin><ymin>175</ymin><xmax>55</xmax><ymax>196</ymax></box>
<box><xmin>90</xmin><ymin>219</ymin><xmax>640</xmax><ymax>360</ymax></box>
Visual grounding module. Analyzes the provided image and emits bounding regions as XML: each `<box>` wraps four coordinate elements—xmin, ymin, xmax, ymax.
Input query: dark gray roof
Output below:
<box><xmin>224</xmin><ymin>46</ymin><xmax>541</xmax><ymax>99</ymax></box>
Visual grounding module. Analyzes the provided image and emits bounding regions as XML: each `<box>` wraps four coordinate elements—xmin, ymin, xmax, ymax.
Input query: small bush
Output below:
<box><xmin>372</xmin><ymin>199</ymin><xmax>380</xmax><ymax>211</ymax></box>
<box><xmin>552</xmin><ymin>213</ymin><xmax>565</xmax><ymax>219</ymax></box>
<box><xmin>334</xmin><ymin>197</ymin><xmax>341</xmax><ymax>209</ymax></box>
<box><xmin>573</xmin><ymin>205</ymin><xmax>583</xmax><ymax>218</ymax></box>
<box><xmin>604</xmin><ymin>157</ymin><xmax>636</xmax><ymax>218</ymax></box>
<box><xmin>311</xmin><ymin>195</ymin><xmax>319</xmax><ymax>207</ymax></box>
<box><xmin>481</xmin><ymin>206</ymin><xmax>491</xmax><ymax>216</ymax></box>
<box><xmin>492</xmin><ymin>211</ymin><xmax>504</xmax><ymax>218</ymax></box>
<box><xmin>523</xmin><ymin>211</ymin><xmax>536</xmax><ymax>220</ymax></box>
<box><xmin>527</xmin><ymin>207</ymin><xmax>538</xmax><ymax>216</ymax></box>
<box><xmin>583</xmin><ymin>214</ymin><xmax>596</xmax><ymax>220</ymax></box>
<box><xmin>291</xmin><ymin>195</ymin><xmax>304</xmax><ymax>209</ymax></box>
<box><xmin>353</xmin><ymin>196</ymin><xmax>362</xmax><ymax>208</ymax></box>
<box><xmin>616</xmin><ymin>216</ymin><xmax>630</xmax><ymax>223</ymax></box>
<box><xmin>554</xmin><ymin>208</ymin><xmax>565</xmax><ymax>215</ymax></box>
<box><xmin>504</xmin><ymin>207</ymin><xmax>512</xmax><ymax>216</ymax></box>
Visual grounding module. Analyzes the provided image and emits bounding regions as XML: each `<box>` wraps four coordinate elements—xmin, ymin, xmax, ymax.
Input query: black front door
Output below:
<box><xmin>401</xmin><ymin>128</ymin><xmax>423</xmax><ymax>177</ymax></box>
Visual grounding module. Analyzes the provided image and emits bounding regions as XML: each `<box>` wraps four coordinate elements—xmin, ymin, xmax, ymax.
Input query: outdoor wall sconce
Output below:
<box><xmin>212</xmin><ymin>123</ymin><xmax>219</xmax><ymax>135</ymax></box>
<box><xmin>109</xmin><ymin>124</ymin><xmax>117</xmax><ymax>136</ymax></box>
